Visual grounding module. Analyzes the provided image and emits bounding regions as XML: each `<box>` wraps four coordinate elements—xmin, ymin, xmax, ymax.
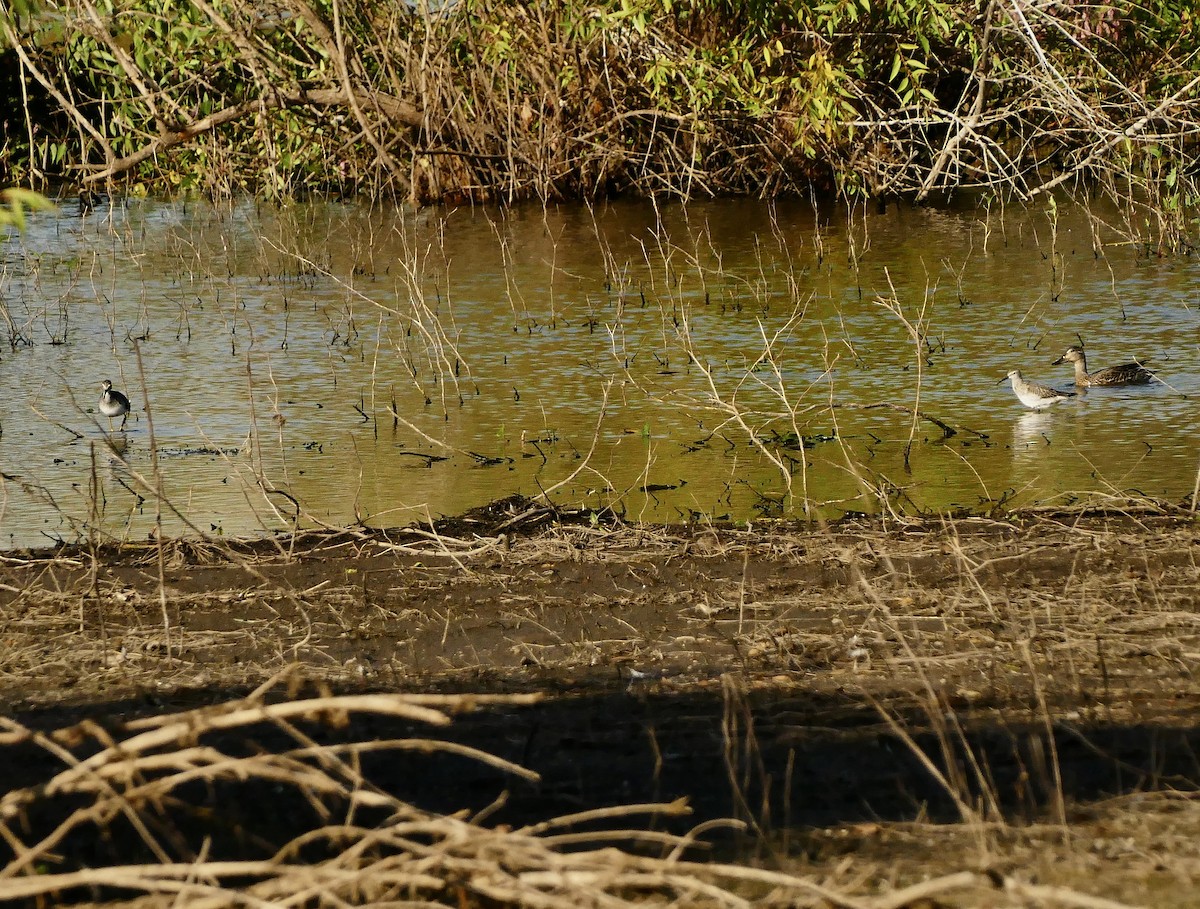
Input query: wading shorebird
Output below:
<box><xmin>1052</xmin><ymin>345</ymin><xmax>1153</xmax><ymax>387</ymax></box>
<box><xmin>1001</xmin><ymin>370</ymin><xmax>1075</xmax><ymax>410</ymax></box>
<box><xmin>99</xmin><ymin>379</ymin><xmax>131</xmax><ymax>430</ymax></box>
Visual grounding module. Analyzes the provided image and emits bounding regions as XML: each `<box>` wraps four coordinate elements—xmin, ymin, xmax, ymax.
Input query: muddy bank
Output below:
<box><xmin>1</xmin><ymin>502</ymin><xmax>1199</xmax><ymax>903</ymax></box>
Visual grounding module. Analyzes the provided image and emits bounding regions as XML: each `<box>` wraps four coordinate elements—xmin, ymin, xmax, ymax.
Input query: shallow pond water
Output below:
<box><xmin>1</xmin><ymin>195</ymin><xmax>1198</xmax><ymax>548</ymax></box>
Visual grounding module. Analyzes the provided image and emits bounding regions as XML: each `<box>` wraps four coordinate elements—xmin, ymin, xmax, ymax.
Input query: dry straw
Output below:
<box><xmin>0</xmin><ymin>665</ymin><xmax>1145</xmax><ymax>909</ymax></box>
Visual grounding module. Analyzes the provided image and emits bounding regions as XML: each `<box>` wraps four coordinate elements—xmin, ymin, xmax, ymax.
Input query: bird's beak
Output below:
<box><xmin>996</xmin><ymin>375</ymin><xmax>1008</xmax><ymax>385</ymax></box>
<box><xmin>1051</xmin><ymin>356</ymin><xmax>1065</xmax><ymax>365</ymax></box>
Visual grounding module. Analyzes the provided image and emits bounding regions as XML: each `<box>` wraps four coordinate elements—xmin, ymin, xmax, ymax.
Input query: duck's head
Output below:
<box><xmin>1052</xmin><ymin>345</ymin><xmax>1085</xmax><ymax>366</ymax></box>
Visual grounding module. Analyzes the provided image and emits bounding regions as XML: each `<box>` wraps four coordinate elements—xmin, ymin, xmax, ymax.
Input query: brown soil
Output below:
<box><xmin>2</xmin><ymin>497</ymin><xmax>1200</xmax><ymax>905</ymax></box>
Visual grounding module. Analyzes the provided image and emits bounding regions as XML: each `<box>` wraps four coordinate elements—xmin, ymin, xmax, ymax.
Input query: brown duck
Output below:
<box><xmin>1052</xmin><ymin>345</ymin><xmax>1153</xmax><ymax>387</ymax></box>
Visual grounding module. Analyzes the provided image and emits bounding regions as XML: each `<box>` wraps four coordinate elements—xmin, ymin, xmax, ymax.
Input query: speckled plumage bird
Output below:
<box><xmin>1001</xmin><ymin>369</ymin><xmax>1075</xmax><ymax>410</ymax></box>
<box><xmin>1052</xmin><ymin>345</ymin><xmax>1152</xmax><ymax>387</ymax></box>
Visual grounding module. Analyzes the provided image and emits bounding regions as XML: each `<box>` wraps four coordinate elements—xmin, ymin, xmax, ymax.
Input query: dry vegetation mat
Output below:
<box><xmin>0</xmin><ymin>502</ymin><xmax>1198</xmax><ymax>905</ymax></box>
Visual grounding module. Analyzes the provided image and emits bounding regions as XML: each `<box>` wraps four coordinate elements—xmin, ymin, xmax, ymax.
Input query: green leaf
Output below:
<box><xmin>0</xmin><ymin>188</ymin><xmax>55</xmax><ymax>231</ymax></box>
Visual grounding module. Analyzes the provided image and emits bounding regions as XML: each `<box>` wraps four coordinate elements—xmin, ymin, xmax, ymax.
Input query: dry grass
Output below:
<box><xmin>0</xmin><ymin>666</ymin><xmax>1170</xmax><ymax>909</ymax></box>
<box><xmin>0</xmin><ymin>505</ymin><xmax>1197</xmax><ymax>906</ymax></box>
<box><xmin>2</xmin><ymin>500</ymin><xmax>1198</xmax><ymax>700</ymax></box>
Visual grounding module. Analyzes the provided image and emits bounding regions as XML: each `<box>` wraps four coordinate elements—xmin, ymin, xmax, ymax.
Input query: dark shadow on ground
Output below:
<box><xmin>5</xmin><ymin>679</ymin><xmax>1199</xmax><ymax>873</ymax></box>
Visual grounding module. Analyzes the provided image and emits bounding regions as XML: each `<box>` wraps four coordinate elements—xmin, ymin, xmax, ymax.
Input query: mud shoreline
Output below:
<box><xmin>2</xmin><ymin>502</ymin><xmax>1199</xmax><ymax>904</ymax></box>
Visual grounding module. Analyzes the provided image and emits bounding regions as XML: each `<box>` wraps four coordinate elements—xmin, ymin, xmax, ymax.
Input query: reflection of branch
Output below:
<box><xmin>839</xmin><ymin>402</ymin><xmax>989</xmax><ymax>441</ymax></box>
<box><xmin>873</xmin><ymin>280</ymin><xmax>932</xmax><ymax>468</ymax></box>
<box><xmin>388</xmin><ymin>409</ymin><xmax>499</xmax><ymax>468</ymax></box>
<box><xmin>533</xmin><ymin>378</ymin><xmax>614</xmax><ymax>504</ymax></box>
<box><xmin>83</xmin><ymin>88</ymin><xmax>421</xmax><ymax>184</ymax></box>
<box><xmin>28</xmin><ymin>405</ymin><xmax>85</xmax><ymax>441</ymax></box>
<box><xmin>259</xmin><ymin>234</ymin><xmax>469</xmax><ymax>406</ymax></box>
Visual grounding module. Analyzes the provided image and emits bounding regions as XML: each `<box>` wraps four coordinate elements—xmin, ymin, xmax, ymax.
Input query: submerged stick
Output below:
<box><xmin>839</xmin><ymin>401</ymin><xmax>989</xmax><ymax>441</ymax></box>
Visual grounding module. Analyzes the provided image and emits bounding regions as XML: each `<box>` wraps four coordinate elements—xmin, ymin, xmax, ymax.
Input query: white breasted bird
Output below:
<box><xmin>99</xmin><ymin>379</ymin><xmax>131</xmax><ymax>429</ymax></box>
<box><xmin>1001</xmin><ymin>370</ymin><xmax>1075</xmax><ymax>410</ymax></box>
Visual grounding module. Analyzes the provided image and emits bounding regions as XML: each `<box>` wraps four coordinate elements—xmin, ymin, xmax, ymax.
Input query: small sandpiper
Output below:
<box><xmin>1052</xmin><ymin>345</ymin><xmax>1152</xmax><ymax>387</ymax></box>
<box><xmin>1001</xmin><ymin>369</ymin><xmax>1075</xmax><ymax>410</ymax></box>
<box><xmin>99</xmin><ymin>379</ymin><xmax>131</xmax><ymax>430</ymax></box>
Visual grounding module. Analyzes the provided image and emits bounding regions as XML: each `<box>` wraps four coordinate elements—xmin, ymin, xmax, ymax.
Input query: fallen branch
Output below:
<box><xmin>838</xmin><ymin>402</ymin><xmax>990</xmax><ymax>441</ymax></box>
